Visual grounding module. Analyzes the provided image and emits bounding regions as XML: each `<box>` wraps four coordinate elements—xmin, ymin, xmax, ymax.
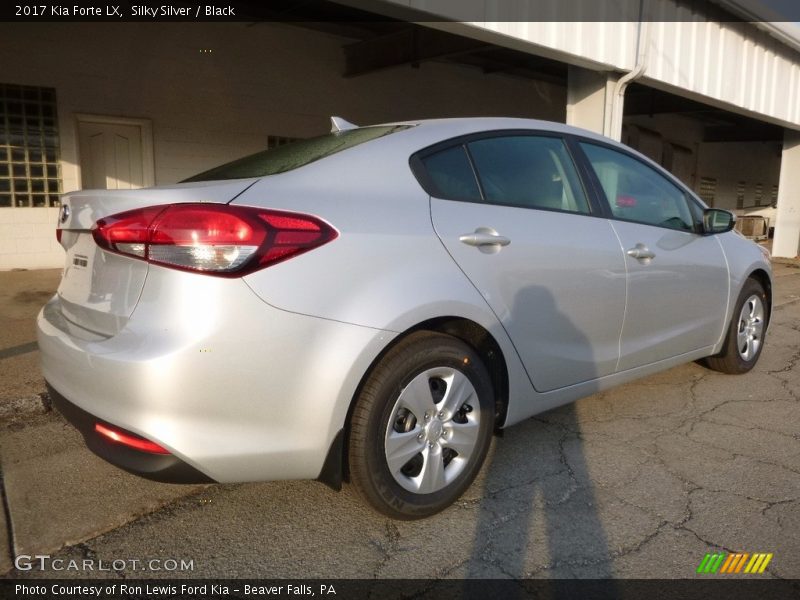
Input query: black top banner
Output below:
<box><xmin>2</xmin><ymin>0</ymin><xmax>800</xmax><ymax>23</ymax></box>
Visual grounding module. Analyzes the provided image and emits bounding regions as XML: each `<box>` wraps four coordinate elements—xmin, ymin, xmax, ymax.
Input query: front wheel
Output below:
<box><xmin>703</xmin><ymin>278</ymin><xmax>768</xmax><ymax>374</ymax></box>
<box><xmin>348</xmin><ymin>332</ymin><xmax>495</xmax><ymax>519</ymax></box>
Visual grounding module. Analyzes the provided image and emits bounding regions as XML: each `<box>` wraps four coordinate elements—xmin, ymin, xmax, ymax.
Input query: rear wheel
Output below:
<box><xmin>703</xmin><ymin>278</ymin><xmax>768</xmax><ymax>374</ymax></box>
<box><xmin>348</xmin><ymin>332</ymin><xmax>494</xmax><ymax>519</ymax></box>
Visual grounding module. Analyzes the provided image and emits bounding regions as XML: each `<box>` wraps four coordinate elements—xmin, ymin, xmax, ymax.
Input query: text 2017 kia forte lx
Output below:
<box><xmin>38</xmin><ymin>118</ymin><xmax>771</xmax><ymax>519</ymax></box>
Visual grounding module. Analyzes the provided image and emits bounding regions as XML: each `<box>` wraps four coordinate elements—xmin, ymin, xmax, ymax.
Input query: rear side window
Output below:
<box><xmin>467</xmin><ymin>136</ymin><xmax>590</xmax><ymax>214</ymax></box>
<box><xmin>419</xmin><ymin>145</ymin><xmax>481</xmax><ymax>202</ymax></box>
<box><xmin>580</xmin><ymin>142</ymin><xmax>695</xmax><ymax>232</ymax></box>
<box><xmin>183</xmin><ymin>125</ymin><xmax>410</xmax><ymax>182</ymax></box>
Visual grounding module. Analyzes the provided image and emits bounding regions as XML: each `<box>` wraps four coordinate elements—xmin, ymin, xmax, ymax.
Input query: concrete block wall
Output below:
<box><xmin>0</xmin><ymin>208</ymin><xmax>62</xmax><ymax>270</ymax></box>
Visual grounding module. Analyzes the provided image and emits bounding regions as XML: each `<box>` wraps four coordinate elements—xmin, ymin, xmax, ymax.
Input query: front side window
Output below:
<box><xmin>467</xmin><ymin>136</ymin><xmax>590</xmax><ymax>214</ymax></box>
<box><xmin>580</xmin><ymin>142</ymin><xmax>694</xmax><ymax>232</ymax></box>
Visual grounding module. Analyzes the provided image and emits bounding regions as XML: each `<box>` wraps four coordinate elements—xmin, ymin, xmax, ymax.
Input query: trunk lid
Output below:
<box><xmin>55</xmin><ymin>179</ymin><xmax>257</xmax><ymax>337</ymax></box>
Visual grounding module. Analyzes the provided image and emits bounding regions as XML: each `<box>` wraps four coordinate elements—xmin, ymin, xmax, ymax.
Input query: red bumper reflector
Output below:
<box><xmin>94</xmin><ymin>423</ymin><xmax>170</xmax><ymax>455</ymax></box>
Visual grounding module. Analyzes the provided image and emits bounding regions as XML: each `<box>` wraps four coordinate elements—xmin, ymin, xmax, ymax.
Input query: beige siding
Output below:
<box><xmin>644</xmin><ymin>14</ymin><xmax>800</xmax><ymax>127</ymax></box>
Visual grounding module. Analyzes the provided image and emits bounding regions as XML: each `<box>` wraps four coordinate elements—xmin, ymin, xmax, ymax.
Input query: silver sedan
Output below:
<box><xmin>38</xmin><ymin>117</ymin><xmax>772</xmax><ymax>519</ymax></box>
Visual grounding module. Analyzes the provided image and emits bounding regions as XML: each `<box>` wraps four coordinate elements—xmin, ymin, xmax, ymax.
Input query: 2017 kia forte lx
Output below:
<box><xmin>38</xmin><ymin>117</ymin><xmax>772</xmax><ymax>519</ymax></box>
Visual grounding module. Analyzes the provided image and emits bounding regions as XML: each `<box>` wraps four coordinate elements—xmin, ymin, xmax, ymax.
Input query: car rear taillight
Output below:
<box><xmin>94</xmin><ymin>423</ymin><xmax>170</xmax><ymax>455</ymax></box>
<box><xmin>92</xmin><ymin>204</ymin><xmax>337</xmax><ymax>276</ymax></box>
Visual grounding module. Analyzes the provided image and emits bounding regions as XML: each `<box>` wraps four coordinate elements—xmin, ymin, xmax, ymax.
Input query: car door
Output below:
<box><xmin>576</xmin><ymin>140</ymin><xmax>729</xmax><ymax>371</ymax></box>
<box><xmin>417</xmin><ymin>132</ymin><xmax>627</xmax><ymax>392</ymax></box>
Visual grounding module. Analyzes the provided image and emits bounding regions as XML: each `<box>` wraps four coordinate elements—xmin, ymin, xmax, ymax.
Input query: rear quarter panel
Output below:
<box><xmin>233</xmin><ymin>131</ymin><xmax>536</xmax><ymax>423</ymax></box>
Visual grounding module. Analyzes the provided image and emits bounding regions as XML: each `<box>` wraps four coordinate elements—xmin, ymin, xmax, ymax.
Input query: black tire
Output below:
<box><xmin>348</xmin><ymin>332</ymin><xmax>494</xmax><ymax>519</ymax></box>
<box><xmin>703</xmin><ymin>278</ymin><xmax>768</xmax><ymax>374</ymax></box>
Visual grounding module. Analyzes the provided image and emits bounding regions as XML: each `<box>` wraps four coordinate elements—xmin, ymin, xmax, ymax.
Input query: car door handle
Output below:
<box><xmin>626</xmin><ymin>245</ymin><xmax>656</xmax><ymax>260</ymax></box>
<box><xmin>459</xmin><ymin>229</ymin><xmax>511</xmax><ymax>248</ymax></box>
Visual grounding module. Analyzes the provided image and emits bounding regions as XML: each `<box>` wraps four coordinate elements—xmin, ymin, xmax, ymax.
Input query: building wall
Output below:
<box><xmin>696</xmin><ymin>141</ymin><xmax>782</xmax><ymax>211</ymax></box>
<box><xmin>0</xmin><ymin>208</ymin><xmax>61</xmax><ymax>270</ymax></box>
<box><xmin>410</xmin><ymin>0</ymin><xmax>800</xmax><ymax>130</ymax></box>
<box><xmin>2</xmin><ymin>18</ymin><xmax>793</xmax><ymax>269</ymax></box>
<box><xmin>0</xmin><ymin>22</ymin><xmax>566</xmax><ymax>270</ymax></box>
<box><xmin>643</xmin><ymin>14</ymin><xmax>800</xmax><ymax>129</ymax></box>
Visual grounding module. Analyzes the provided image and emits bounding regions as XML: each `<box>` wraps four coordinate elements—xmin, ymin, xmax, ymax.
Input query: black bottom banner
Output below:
<box><xmin>2</xmin><ymin>579</ymin><xmax>799</xmax><ymax>600</ymax></box>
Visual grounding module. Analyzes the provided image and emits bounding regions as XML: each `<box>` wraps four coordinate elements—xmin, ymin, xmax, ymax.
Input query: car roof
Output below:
<box><xmin>370</xmin><ymin>116</ymin><xmax>616</xmax><ymax>147</ymax></box>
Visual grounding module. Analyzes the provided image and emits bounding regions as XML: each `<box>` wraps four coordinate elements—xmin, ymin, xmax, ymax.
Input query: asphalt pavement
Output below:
<box><xmin>1</xmin><ymin>262</ymin><xmax>799</xmax><ymax>580</ymax></box>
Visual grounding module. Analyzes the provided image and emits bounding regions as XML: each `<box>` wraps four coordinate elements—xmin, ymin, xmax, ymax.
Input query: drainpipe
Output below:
<box><xmin>607</xmin><ymin>0</ymin><xmax>649</xmax><ymax>140</ymax></box>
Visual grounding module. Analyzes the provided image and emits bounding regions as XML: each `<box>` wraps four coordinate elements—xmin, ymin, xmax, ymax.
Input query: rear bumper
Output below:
<box><xmin>37</xmin><ymin>267</ymin><xmax>393</xmax><ymax>483</ymax></box>
<box><xmin>48</xmin><ymin>383</ymin><xmax>213</xmax><ymax>483</ymax></box>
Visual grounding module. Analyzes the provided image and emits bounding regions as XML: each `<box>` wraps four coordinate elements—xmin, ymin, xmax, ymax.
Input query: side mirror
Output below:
<box><xmin>703</xmin><ymin>209</ymin><xmax>736</xmax><ymax>235</ymax></box>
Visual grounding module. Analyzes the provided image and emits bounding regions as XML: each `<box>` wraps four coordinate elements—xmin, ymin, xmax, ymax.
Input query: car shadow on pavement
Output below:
<box><xmin>465</xmin><ymin>285</ymin><xmax>617</xmax><ymax>593</ymax></box>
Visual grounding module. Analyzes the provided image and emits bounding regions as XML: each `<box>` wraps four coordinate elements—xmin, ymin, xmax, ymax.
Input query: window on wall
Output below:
<box><xmin>754</xmin><ymin>183</ymin><xmax>763</xmax><ymax>206</ymax></box>
<box><xmin>736</xmin><ymin>181</ymin><xmax>746</xmax><ymax>209</ymax></box>
<box><xmin>697</xmin><ymin>177</ymin><xmax>717</xmax><ymax>207</ymax></box>
<box><xmin>0</xmin><ymin>83</ymin><xmax>61</xmax><ymax>208</ymax></box>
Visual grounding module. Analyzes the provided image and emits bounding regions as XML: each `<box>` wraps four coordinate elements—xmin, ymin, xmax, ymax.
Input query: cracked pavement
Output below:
<box><xmin>1</xmin><ymin>263</ymin><xmax>799</xmax><ymax>580</ymax></box>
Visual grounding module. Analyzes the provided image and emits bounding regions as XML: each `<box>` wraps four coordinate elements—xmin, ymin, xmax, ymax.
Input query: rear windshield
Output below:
<box><xmin>183</xmin><ymin>125</ymin><xmax>410</xmax><ymax>182</ymax></box>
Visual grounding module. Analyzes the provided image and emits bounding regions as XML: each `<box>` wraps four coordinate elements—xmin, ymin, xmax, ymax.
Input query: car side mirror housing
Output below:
<box><xmin>703</xmin><ymin>209</ymin><xmax>736</xmax><ymax>235</ymax></box>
